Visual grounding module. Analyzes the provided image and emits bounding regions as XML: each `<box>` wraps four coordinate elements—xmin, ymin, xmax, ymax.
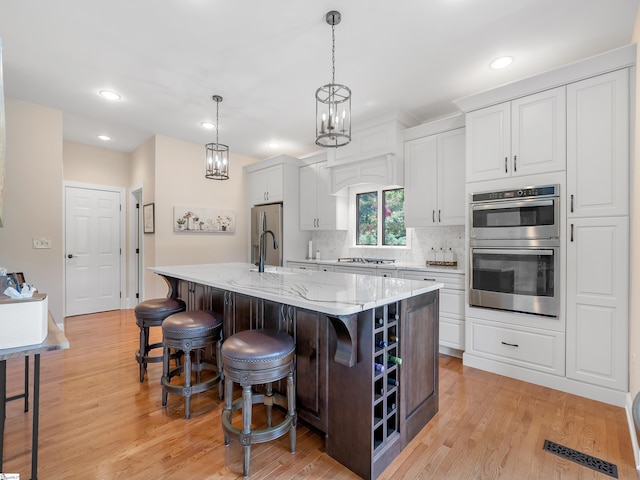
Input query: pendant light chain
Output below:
<box><xmin>331</xmin><ymin>20</ymin><xmax>336</xmax><ymax>85</ymax></box>
<box><xmin>215</xmin><ymin>98</ymin><xmax>220</xmax><ymax>147</ymax></box>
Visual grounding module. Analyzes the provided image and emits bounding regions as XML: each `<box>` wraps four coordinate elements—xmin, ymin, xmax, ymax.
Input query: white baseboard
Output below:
<box><xmin>463</xmin><ymin>352</ymin><xmax>628</xmax><ymax>407</ymax></box>
<box><xmin>439</xmin><ymin>345</ymin><xmax>463</xmax><ymax>358</ymax></box>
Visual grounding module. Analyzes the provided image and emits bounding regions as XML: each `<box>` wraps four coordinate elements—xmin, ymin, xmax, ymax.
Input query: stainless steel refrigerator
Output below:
<box><xmin>250</xmin><ymin>203</ymin><xmax>283</xmax><ymax>267</ymax></box>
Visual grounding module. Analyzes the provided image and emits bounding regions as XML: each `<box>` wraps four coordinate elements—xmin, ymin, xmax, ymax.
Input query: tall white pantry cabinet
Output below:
<box><xmin>455</xmin><ymin>44</ymin><xmax>634</xmax><ymax>406</ymax></box>
<box><xmin>565</xmin><ymin>69</ymin><xmax>630</xmax><ymax>392</ymax></box>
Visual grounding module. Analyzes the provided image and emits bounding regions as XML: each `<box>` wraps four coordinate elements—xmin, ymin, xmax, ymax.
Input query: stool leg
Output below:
<box><xmin>195</xmin><ymin>349</ymin><xmax>202</xmax><ymax>385</ymax></box>
<box><xmin>184</xmin><ymin>347</ymin><xmax>192</xmax><ymax>420</ymax></box>
<box><xmin>216</xmin><ymin>340</ymin><xmax>223</xmax><ymax>400</ymax></box>
<box><xmin>139</xmin><ymin>326</ymin><xmax>148</xmax><ymax>382</ymax></box>
<box><xmin>242</xmin><ymin>384</ymin><xmax>253</xmax><ymax>477</ymax></box>
<box><xmin>162</xmin><ymin>345</ymin><xmax>169</xmax><ymax>407</ymax></box>
<box><xmin>265</xmin><ymin>382</ymin><xmax>273</xmax><ymax>427</ymax></box>
<box><xmin>223</xmin><ymin>375</ymin><xmax>233</xmax><ymax>446</ymax></box>
<box><xmin>287</xmin><ymin>371</ymin><xmax>296</xmax><ymax>454</ymax></box>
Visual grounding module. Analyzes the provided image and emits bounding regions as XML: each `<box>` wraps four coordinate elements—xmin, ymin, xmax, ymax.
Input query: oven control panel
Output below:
<box><xmin>471</xmin><ymin>184</ymin><xmax>558</xmax><ymax>202</ymax></box>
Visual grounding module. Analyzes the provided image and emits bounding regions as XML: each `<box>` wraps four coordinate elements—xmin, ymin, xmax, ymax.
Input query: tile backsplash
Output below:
<box><xmin>310</xmin><ymin>226</ymin><xmax>465</xmax><ymax>268</ymax></box>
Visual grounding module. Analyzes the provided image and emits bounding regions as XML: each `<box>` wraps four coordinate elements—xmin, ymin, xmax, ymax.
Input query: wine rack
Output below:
<box><xmin>372</xmin><ymin>301</ymin><xmax>400</xmax><ymax>452</ymax></box>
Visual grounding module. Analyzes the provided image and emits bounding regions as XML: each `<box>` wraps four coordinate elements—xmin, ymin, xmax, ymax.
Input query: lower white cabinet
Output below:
<box><xmin>399</xmin><ymin>270</ymin><xmax>465</xmax><ymax>351</ymax></box>
<box><xmin>466</xmin><ymin>317</ymin><xmax>565</xmax><ymax>376</ymax></box>
<box><xmin>566</xmin><ymin>216</ymin><xmax>628</xmax><ymax>391</ymax></box>
<box><xmin>287</xmin><ymin>261</ymin><xmax>318</xmax><ymax>271</ymax></box>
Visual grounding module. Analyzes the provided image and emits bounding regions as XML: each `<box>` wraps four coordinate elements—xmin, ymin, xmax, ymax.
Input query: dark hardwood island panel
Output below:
<box><xmin>327</xmin><ymin>291</ymin><xmax>439</xmax><ymax>479</ymax></box>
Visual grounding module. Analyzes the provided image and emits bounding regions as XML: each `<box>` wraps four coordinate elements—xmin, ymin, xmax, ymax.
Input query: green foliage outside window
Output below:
<box><xmin>357</xmin><ymin>191</ymin><xmax>377</xmax><ymax>245</ymax></box>
<box><xmin>356</xmin><ymin>188</ymin><xmax>406</xmax><ymax>246</ymax></box>
<box><xmin>383</xmin><ymin>189</ymin><xmax>406</xmax><ymax>245</ymax></box>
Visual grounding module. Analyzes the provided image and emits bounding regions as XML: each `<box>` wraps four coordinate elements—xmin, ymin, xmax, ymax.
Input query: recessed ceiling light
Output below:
<box><xmin>490</xmin><ymin>56</ymin><xmax>514</xmax><ymax>69</ymax></box>
<box><xmin>98</xmin><ymin>135</ymin><xmax>111</xmax><ymax>141</ymax></box>
<box><xmin>268</xmin><ymin>141</ymin><xmax>280</xmax><ymax>149</ymax></box>
<box><xmin>99</xmin><ymin>90</ymin><xmax>121</xmax><ymax>100</ymax></box>
<box><xmin>201</xmin><ymin>121</ymin><xmax>216</xmax><ymax>129</ymax></box>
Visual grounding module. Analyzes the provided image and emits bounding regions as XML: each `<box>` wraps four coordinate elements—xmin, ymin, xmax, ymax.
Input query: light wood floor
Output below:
<box><xmin>3</xmin><ymin>309</ymin><xmax>638</xmax><ymax>479</ymax></box>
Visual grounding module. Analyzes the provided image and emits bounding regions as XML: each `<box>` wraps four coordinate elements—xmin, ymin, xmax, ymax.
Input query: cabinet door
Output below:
<box><xmin>250</xmin><ymin>169</ymin><xmax>269</xmax><ymax>205</ymax></box>
<box><xmin>566</xmin><ymin>217</ymin><xmax>628</xmax><ymax>391</ymax></box>
<box><xmin>251</xmin><ymin>165</ymin><xmax>284</xmax><ymax>205</ymax></box>
<box><xmin>299</xmin><ymin>164</ymin><xmax>318</xmax><ymax>230</ymax></box>
<box><xmin>316</xmin><ymin>163</ymin><xmax>346</xmax><ymax>230</ymax></box>
<box><xmin>437</xmin><ymin>128</ymin><xmax>465</xmax><ymax>225</ymax></box>
<box><xmin>466</xmin><ymin>103</ymin><xmax>511</xmax><ymax>182</ymax></box>
<box><xmin>404</xmin><ymin>135</ymin><xmax>438</xmax><ymax>226</ymax></box>
<box><xmin>567</xmin><ymin>69</ymin><xmax>629</xmax><ymax>218</ymax></box>
<box><xmin>400</xmin><ymin>291</ymin><xmax>438</xmax><ymax>443</ymax></box>
<box><xmin>511</xmin><ymin>86</ymin><xmax>566</xmax><ymax>177</ymax></box>
<box><xmin>265</xmin><ymin>164</ymin><xmax>284</xmax><ymax>203</ymax></box>
<box><xmin>294</xmin><ymin>308</ymin><xmax>327</xmax><ymax>432</ymax></box>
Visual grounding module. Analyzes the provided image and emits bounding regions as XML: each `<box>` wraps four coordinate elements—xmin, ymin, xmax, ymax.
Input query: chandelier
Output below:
<box><xmin>205</xmin><ymin>95</ymin><xmax>229</xmax><ymax>180</ymax></box>
<box><xmin>315</xmin><ymin>10</ymin><xmax>351</xmax><ymax>148</ymax></box>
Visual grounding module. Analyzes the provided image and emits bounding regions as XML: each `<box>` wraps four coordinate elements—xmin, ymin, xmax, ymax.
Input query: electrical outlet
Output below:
<box><xmin>32</xmin><ymin>237</ymin><xmax>52</xmax><ymax>249</ymax></box>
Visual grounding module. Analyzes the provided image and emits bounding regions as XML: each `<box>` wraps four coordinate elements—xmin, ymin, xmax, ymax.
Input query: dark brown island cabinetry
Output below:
<box><xmin>170</xmin><ymin>276</ymin><xmax>439</xmax><ymax>479</ymax></box>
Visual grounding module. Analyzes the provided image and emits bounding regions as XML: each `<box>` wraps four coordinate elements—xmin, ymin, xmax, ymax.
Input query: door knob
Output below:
<box><xmin>67</xmin><ymin>254</ymin><xmax>73</xmax><ymax>258</ymax></box>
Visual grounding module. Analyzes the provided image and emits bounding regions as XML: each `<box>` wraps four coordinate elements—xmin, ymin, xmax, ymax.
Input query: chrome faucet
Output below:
<box><xmin>258</xmin><ymin>211</ymin><xmax>278</xmax><ymax>273</ymax></box>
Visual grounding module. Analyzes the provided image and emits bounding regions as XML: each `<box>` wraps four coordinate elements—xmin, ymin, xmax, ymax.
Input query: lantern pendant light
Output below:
<box><xmin>315</xmin><ymin>10</ymin><xmax>351</xmax><ymax>148</ymax></box>
<box><xmin>205</xmin><ymin>95</ymin><xmax>230</xmax><ymax>180</ymax></box>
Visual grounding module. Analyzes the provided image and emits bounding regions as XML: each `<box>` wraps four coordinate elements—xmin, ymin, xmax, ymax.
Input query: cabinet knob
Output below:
<box><xmin>67</xmin><ymin>254</ymin><xmax>74</xmax><ymax>259</ymax></box>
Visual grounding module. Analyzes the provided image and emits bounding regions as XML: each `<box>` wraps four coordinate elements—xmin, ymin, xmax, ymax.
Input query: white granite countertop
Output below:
<box><xmin>288</xmin><ymin>259</ymin><xmax>465</xmax><ymax>275</ymax></box>
<box><xmin>150</xmin><ymin>262</ymin><xmax>443</xmax><ymax>317</ymax></box>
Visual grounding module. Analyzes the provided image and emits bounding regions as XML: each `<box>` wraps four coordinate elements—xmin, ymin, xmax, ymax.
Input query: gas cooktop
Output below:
<box><xmin>337</xmin><ymin>257</ymin><xmax>396</xmax><ymax>265</ymax></box>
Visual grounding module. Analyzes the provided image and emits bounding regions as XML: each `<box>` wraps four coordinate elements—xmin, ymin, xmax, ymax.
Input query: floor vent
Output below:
<box><xmin>543</xmin><ymin>439</ymin><xmax>618</xmax><ymax>478</ymax></box>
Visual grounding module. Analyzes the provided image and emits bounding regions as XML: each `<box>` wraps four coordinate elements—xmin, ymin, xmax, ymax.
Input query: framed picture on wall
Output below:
<box><xmin>143</xmin><ymin>203</ymin><xmax>155</xmax><ymax>234</ymax></box>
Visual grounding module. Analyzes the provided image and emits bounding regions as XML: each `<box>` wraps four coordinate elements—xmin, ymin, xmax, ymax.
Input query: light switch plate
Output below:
<box><xmin>33</xmin><ymin>237</ymin><xmax>52</xmax><ymax>249</ymax></box>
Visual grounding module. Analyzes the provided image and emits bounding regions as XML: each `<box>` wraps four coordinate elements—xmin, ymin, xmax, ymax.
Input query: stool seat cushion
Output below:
<box><xmin>162</xmin><ymin>311</ymin><xmax>223</xmax><ymax>340</ymax></box>
<box><xmin>135</xmin><ymin>298</ymin><xmax>186</xmax><ymax>321</ymax></box>
<box><xmin>222</xmin><ymin>329</ymin><xmax>295</xmax><ymax>371</ymax></box>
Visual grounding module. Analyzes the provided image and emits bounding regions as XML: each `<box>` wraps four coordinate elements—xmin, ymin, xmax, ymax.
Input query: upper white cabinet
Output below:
<box><xmin>567</xmin><ymin>69</ymin><xmax>629</xmax><ymax>218</ymax></box>
<box><xmin>299</xmin><ymin>162</ymin><xmax>347</xmax><ymax>231</ymax></box>
<box><xmin>466</xmin><ymin>86</ymin><xmax>566</xmax><ymax>182</ymax></box>
<box><xmin>251</xmin><ymin>164</ymin><xmax>284</xmax><ymax>205</ymax></box>
<box><xmin>404</xmin><ymin>128</ymin><xmax>465</xmax><ymax>227</ymax></box>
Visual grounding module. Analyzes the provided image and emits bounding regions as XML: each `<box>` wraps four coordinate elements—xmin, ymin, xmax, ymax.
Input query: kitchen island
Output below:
<box><xmin>150</xmin><ymin>263</ymin><xmax>442</xmax><ymax>479</ymax></box>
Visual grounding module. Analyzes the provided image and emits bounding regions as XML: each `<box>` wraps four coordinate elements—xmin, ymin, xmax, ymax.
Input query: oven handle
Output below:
<box><xmin>471</xmin><ymin>198</ymin><xmax>554</xmax><ymax>211</ymax></box>
<box><xmin>472</xmin><ymin>248</ymin><xmax>555</xmax><ymax>256</ymax></box>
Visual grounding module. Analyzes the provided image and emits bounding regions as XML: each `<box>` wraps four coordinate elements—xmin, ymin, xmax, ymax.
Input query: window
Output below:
<box><xmin>356</xmin><ymin>187</ymin><xmax>406</xmax><ymax>246</ymax></box>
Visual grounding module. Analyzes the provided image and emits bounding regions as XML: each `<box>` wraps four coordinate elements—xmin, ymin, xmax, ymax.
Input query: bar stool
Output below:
<box><xmin>161</xmin><ymin>310</ymin><xmax>223</xmax><ymax>419</ymax></box>
<box><xmin>221</xmin><ymin>329</ymin><xmax>296</xmax><ymax>477</ymax></box>
<box><xmin>134</xmin><ymin>297</ymin><xmax>186</xmax><ymax>382</ymax></box>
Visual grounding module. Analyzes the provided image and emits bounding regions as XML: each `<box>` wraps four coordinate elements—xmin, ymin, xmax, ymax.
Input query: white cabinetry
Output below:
<box><xmin>251</xmin><ymin>164</ymin><xmax>284</xmax><ymax>205</ymax></box>
<box><xmin>566</xmin><ymin>217</ymin><xmax>628</xmax><ymax>390</ymax></box>
<box><xmin>299</xmin><ymin>162</ymin><xmax>347</xmax><ymax>230</ymax></box>
<box><xmin>567</xmin><ymin>69</ymin><xmax>629</xmax><ymax>218</ymax></box>
<box><xmin>404</xmin><ymin>128</ymin><xmax>465</xmax><ymax>226</ymax></box>
<box><xmin>287</xmin><ymin>261</ymin><xmax>318</xmax><ymax>271</ymax></box>
<box><xmin>466</xmin><ymin>87</ymin><xmax>566</xmax><ymax>182</ymax></box>
<box><xmin>565</xmin><ymin>69</ymin><xmax>629</xmax><ymax>392</ymax></box>
<box><xmin>400</xmin><ymin>270</ymin><xmax>465</xmax><ymax>352</ymax></box>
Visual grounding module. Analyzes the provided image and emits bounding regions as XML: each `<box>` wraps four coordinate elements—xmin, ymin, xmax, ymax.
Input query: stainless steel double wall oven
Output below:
<box><xmin>469</xmin><ymin>184</ymin><xmax>560</xmax><ymax>317</ymax></box>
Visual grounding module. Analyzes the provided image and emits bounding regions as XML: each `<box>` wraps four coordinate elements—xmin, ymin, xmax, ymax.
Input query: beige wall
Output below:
<box><xmin>63</xmin><ymin>141</ymin><xmax>131</xmax><ymax>187</ymax></box>
<box><xmin>630</xmin><ymin>16</ymin><xmax>640</xmax><ymax>401</ymax></box>
<box><xmin>150</xmin><ymin>135</ymin><xmax>256</xmax><ymax>298</ymax></box>
<box><xmin>130</xmin><ymin>137</ymin><xmax>156</xmax><ymax>299</ymax></box>
<box><xmin>0</xmin><ymin>98</ymin><xmax>64</xmax><ymax>321</ymax></box>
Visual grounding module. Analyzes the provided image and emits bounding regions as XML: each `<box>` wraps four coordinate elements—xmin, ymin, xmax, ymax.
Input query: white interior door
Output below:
<box><xmin>65</xmin><ymin>185</ymin><xmax>121</xmax><ymax>316</ymax></box>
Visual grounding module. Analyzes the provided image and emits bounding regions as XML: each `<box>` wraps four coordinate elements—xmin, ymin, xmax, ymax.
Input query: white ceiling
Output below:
<box><xmin>0</xmin><ymin>1</ymin><xmax>638</xmax><ymax>160</ymax></box>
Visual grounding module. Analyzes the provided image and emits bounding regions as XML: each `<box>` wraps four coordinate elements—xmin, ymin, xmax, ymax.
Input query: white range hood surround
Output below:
<box><xmin>325</xmin><ymin>111</ymin><xmax>418</xmax><ymax>194</ymax></box>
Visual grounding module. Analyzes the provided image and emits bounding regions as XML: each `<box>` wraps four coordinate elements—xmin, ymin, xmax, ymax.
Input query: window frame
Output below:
<box><xmin>349</xmin><ymin>184</ymin><xmax>411</xmax><ymax>249</ymax></box>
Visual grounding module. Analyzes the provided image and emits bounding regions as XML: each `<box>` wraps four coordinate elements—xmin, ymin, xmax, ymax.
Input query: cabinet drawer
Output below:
<box><xmin>440</xmin><ymin>316</ymin><xmax>464</xmax><ymax>350</ymax></box>
<box><xmin>468</xmin><ymin>319</ymin><xmax>565</xmax><ymax>375</ymax></box>
<box><xmin>287</xmin><ymin>262</ymin><xmax>318</xmax><ymax>271</ymax></box>
<box><xmin>400</xmin><ymin>270</ymin><xmax>464</xmax><ymax>290</ymax></box>
<box><xmin>440</xmin><ymin>289</ymin><xmax>464</xmax><ymax>318</ymax></box>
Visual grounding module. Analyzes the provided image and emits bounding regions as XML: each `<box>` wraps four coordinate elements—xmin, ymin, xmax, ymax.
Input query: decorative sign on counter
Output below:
<box><xmin>173</xmin><ymin>206</ymin><xmax>236</xmax><ymax>233</ymax></box>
